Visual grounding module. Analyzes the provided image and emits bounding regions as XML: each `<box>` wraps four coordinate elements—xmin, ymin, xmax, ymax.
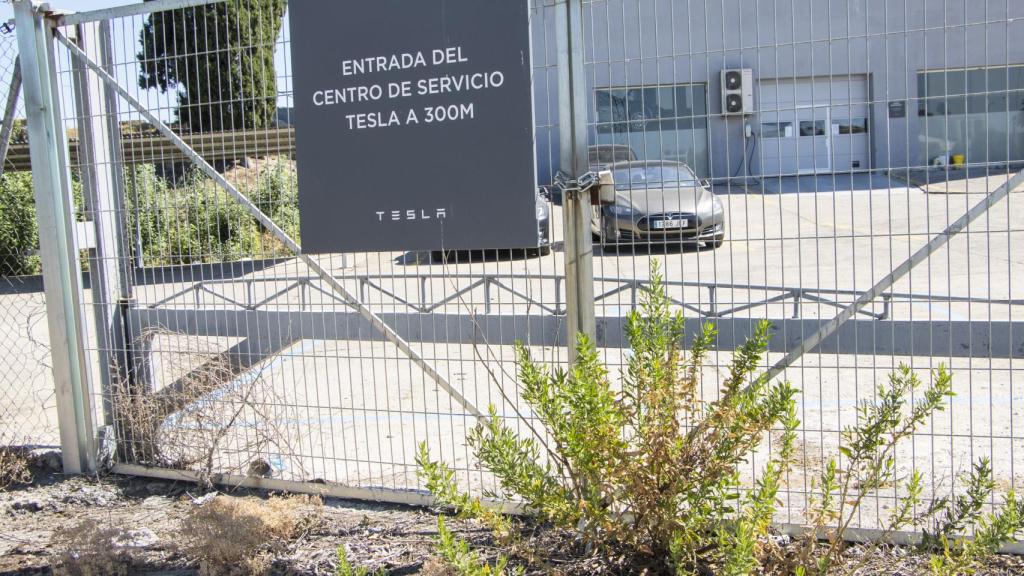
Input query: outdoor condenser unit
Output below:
<box><xmin>720</xmin><ymin>68</ymin><xmax>754</xmax><ymax>115</ymax></box>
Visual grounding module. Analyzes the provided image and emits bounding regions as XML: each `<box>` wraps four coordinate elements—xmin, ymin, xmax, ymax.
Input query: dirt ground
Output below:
<box><xmin>0</xmin><ymin>466</ymin><xmax>453</xmax><ymax>575</ymax></box>
<box><xmin>3</xmin><ymin>458</ymin><xmax>1024</xmax><ymax>575</ymax></box>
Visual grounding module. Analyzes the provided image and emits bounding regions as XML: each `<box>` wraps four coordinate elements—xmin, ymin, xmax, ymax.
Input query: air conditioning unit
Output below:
<box><xmin>720</xmin><ymin>68</ymin><xmax>754</xmax><ymax>115</ymax></box>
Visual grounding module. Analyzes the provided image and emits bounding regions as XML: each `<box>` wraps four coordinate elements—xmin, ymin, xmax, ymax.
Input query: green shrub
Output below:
<box><xmin>797</xmin><ymin>365</ymin><xmax>954</xmax><ymax>574</ymax></box>
<box><xmin>419</xmin><ymin>261</ymin><xmax>800</xmax><ymax>575</ymax></box>
<box><xmin>796</xmin><ymin>366</ymin><xmax>1024</xmax><ymax>576</ymax></box>
<box><xmin>0</xmin><ymin>171</ymin><xmax>39</xmax><ymax>276</ymax></box>
<box><xmin>252</xmin><ymin>159</ymin><xmax>299</xmax><ymax>230</ymax></box>
<box><xmin>0</xmin><ymin>159</ymin><xmax>299</xmax><ymax>274</ymax></box>
<box><xmin>420</xmin><ymin>262</ymin><xmax>1022</xmax><ymax>575</ymax></box>
<box><xmin>124</xmin><ymin>164</ymin><xmax>167</xmax><ymax>265</ymax></box>
<box><xmin>126</xmin><ymin>160</ymin><xmax>299</xmax><ymax>266</ymax></box>
<box><xmin>128</xmin><ymin>166</ymin><xmax>248</xmax><ymax>265</ymax></box>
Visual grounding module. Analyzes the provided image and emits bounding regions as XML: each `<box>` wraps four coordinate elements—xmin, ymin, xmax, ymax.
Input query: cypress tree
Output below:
<box><xmin>137</xmin><ymin>0</ymin><xmax>287</xmax><ymax>133</ymax></box>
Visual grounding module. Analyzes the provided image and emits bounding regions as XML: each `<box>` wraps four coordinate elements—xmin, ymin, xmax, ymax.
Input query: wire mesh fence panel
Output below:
<box><xmin>0</xmin><ymin>23</ymin><xmax>59</xmax><ymax>451</ymax></box>
<box><xmin>580</xmin><ymin>0</ymin><xmax>1024</xmax><ymax>533</ymax></box>
<box><xmin>46</xmin><ymin>0</ymin><xmax>568</xmax><ymax>498</ymax></box>
<box><xmin>13</xmin><ymin>0</ymin><xmax>1023</xmax><ymax>545</ymax></box>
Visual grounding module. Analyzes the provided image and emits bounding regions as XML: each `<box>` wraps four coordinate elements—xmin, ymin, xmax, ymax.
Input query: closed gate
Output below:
<box><xmin>2</xmin><ymin>0</ymin><xmax>1023</xmax><ymax>544</ymax></box>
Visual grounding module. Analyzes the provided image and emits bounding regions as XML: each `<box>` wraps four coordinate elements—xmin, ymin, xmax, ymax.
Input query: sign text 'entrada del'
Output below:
<box><xmin>290</xmin><ymin>0</ymin><xmax>538</xmax><ymax>253</ymax></box>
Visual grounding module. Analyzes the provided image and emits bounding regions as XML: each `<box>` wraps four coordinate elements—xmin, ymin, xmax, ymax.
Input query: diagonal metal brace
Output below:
<box><xmin>54</xmin><ymin>30</ymin><xmax>485</xmax><ymax>420</ymax></box>
<box><xmin>767</xmin><ymin>170</ymin><xmax>1024</xmax><ymax>381</ymax></box>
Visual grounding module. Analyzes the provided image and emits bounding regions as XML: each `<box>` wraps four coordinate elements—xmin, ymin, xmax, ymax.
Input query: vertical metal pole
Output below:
<box><xmin>0</xmin><ymin>56</ymin><xmax>22</xmax><ymax>177</ymax></box>
<box><xmin>14</xmin><ymin>0</ymin><xmax>95</xmax><ymax>474</ymax></box>
<box><xmin>72</xmin><ymin>20</ymin><xmax>131</xmax><ymax>427</ymax></box>
<box><xmin>557</xmin><ymin>0</ymin><xmax>595</xmax><ymax>360</ymax></box>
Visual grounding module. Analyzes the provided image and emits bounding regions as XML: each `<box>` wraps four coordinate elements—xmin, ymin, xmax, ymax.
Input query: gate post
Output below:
<box><xmin>71</xmin><ymin>20</ymin><xmax>132</xmax><ymax>429</ymax></box>
<box><xmin>14</xmin><ymin>0</ymin><xmax>95</xmax><ymax>473</ymax></box>
<box><xmin>556</xmin><ymin>0</ymin><xmax>596</xmax><ymax>360</ymax></box>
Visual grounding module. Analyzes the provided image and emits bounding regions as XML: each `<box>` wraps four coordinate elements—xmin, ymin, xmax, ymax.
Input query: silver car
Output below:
<box><xmin>593</xmin><ymin>161</ymin><xmax>725</xmax><ymax>248</ymax></box>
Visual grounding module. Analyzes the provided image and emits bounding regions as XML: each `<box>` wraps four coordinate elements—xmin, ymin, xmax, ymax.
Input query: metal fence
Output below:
<box><xmin>0</xmin><ymin>22</ymin><xmax>59</xmax><ymax>451</ymax></box>
<box><xmin>3</xmin><ymin>0</ymin><xmax>1023</xmax><ymax>543</ymax></box>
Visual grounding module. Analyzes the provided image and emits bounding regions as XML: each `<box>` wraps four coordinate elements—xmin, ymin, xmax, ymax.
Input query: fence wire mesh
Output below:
<box><xmin>0</xmin><ymin>22</ymin><xmax>58</xmax><ymax>451</ymax></box>
<box><xmin>579</xmin><ymin>0</ymin><xmax>1024</xmax><ymax>532</ymax></box>
<box><xmin>6</xmin><ymin>0</ymin><xmax>1021</xmax><ymax>543</ymax></box>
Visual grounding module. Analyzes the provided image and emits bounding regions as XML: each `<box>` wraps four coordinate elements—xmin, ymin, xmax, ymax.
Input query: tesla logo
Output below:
<box><xmin>375</xmin><ymin>208</ymin><xmax>448</xmax><ymax>222</ymax></box>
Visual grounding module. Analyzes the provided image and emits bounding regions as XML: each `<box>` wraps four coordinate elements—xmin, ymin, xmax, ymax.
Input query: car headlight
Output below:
<box><xmin>699</xmin><ymin>196</ymin><xmax>724</xmax><ymax>216</ymax></box>
<box><xmin>712</xmin><ymin>197</ymin><xmax>724</xmax><ymax>214</ymax></box>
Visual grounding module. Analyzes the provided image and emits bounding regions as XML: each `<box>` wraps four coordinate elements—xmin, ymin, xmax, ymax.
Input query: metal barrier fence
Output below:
<box><xmin>0</xmin><ymin>22</ymin><xmax>59</xmax><ymax>451</ymax></box>
<box><xmin>3</xmin><ymin>0</ymin><xmax>1023</xmax><ymax>543</ymax></box>
<box><xmin>576</xmin><ymin>0</ymin><xmax>1024</xmax><ymax>534</ymax></box>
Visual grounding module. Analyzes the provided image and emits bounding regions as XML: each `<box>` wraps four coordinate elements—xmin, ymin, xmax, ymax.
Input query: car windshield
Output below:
<box><xmin>590</xmin><ymin>146</ymin><xmax>634</xmax><ymax>166</ymax></box>
<box><xmin>612</xmin><ymin>164</ymin><xmax>698</xmax><ymax>189</ymax></box>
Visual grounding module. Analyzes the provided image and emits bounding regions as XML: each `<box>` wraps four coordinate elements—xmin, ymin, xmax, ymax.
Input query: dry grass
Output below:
<box><xmin>181</xmin><ymin>494</ymin><xmax>321</xmax><ymax>576</ymax></box>
<box><xmin>0</xmin><ymin>444</ymin><xmax>32</xmax><ymax>490</ymax></box>
<box><xmin>420</xmin><ymin>557</ymin><xmax>456</xmax><ymax>575</ymax></box>
<box><xmin>111</xmin><ymin>330</ymin><xmax>304</xmax><ymax>485</ymax></box>
<box><xmin>53</xmin><ymin>518</ymin><xmax>133</xmax><ymax>576</ymax></box>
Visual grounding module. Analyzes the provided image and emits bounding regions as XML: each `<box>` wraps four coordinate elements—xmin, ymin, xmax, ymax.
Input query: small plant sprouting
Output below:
<box><xmin>433</xmin><ymin>516</ymin><xmax>522</xmax><ymax>576</ymax></box>
<box><xmin>335</xmin><ymin>546</ymin><xmax>387</xmax><ymax>576</ymax></box>
<box><xmin>923</xmin><ymin>458</ymin><xmax>1024</xmax><ymax>576</ymax></box>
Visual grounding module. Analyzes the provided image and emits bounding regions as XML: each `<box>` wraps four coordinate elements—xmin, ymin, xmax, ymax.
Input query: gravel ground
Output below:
<box><xmin>2</xmin><ymin>459</ymin><xmax>1024</xmax><ymax>575</ymax></box>
<box><xmin>0</xmin><ymin>465</ymin><xmax>448</xmax><ymax>575</ymax></box>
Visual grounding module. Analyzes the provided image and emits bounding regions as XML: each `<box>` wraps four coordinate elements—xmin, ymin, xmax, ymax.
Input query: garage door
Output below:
<box><xmin>757</xmin><ymin>76</ymin><xmax>870</xmax><ymax>176</ymax></box>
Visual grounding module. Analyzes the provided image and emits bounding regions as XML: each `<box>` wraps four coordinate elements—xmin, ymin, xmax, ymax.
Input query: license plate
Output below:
<box><xmin>653</xmin><ymin>218</ymin><xmax>688</xmax><ymax>230</ymax></box>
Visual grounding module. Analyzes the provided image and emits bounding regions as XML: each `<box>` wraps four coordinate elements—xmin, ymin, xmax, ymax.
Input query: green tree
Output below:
<box><xmin>137</xmin><ymin>0</ymin><xmax>286</xmax><ymax>132</ymax></box>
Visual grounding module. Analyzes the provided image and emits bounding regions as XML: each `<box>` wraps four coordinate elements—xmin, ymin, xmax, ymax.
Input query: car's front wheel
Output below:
<box><xmin>595</xmin><ymin>215</ymin><xmax>621</xmax><ymax>246</ymax></box>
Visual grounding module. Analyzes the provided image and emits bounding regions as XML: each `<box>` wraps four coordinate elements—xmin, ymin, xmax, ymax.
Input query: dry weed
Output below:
<box><xmin>53</xmin><ymin>518</ymin><xmax>133</xmax><ymax>576</ymax></box>
<box><xmin>111</xmin><ymin>330</ymin><xmax>304</xmax><ymax>485</ymax></box>
<box><xmin>421</xmin><ymin>557</ymin><xmax>456</xmax><ymax>575</ymax></box>
<box><xmin>0</xmin><ymin>445</ymin><xmax>32</xmax><ymax>490</ymax></box>
<box><xmin>181</xmin><ymin>493</ymin><xmax>321</xmax><ymax>576</ymax></box>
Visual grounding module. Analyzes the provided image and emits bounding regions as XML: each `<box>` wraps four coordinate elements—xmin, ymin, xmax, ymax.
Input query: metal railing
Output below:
<box><xmin>145</xmin><ymin>271</ymin><xmax>1024</xmax><ymax>322</ymax></box>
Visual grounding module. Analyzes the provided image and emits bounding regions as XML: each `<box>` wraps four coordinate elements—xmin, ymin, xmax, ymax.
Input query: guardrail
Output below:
<box><xmin>144</xmin><ymin>273</ymin><xmax>1024</xmax><ymax>321</ymax></box>
<box><xmin>2</xmin><ymin>127</ymin><xmax>295</xmax><ymax>171</ymax></box>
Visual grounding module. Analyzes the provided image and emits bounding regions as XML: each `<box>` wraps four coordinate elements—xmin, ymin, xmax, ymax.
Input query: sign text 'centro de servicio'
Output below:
<box><xmin>289</xmin><ymin>0</ymin><xmax>539</xmax><ymax>253</ymax></box>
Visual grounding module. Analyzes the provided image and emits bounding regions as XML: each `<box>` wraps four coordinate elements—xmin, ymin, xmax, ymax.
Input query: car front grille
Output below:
<box><xmin>639</xmin><ymin>212</ymin><xmax>698</xmax><ymax>232</ymax></box>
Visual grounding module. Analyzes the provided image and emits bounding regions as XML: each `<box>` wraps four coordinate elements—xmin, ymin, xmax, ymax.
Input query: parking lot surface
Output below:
<box><xmin>3</xmin><ymin>173</ymin><xmax>1022</xmax><ymax>528</ymax></box>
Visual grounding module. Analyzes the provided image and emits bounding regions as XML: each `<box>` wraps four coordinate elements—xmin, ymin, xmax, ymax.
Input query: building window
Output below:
<box><xmin>917</xmin><ymin>65</ymin><xmax>1024</xmax><ymax>164</ymax></box>
<box><xmin>832</xmin><ymin>118</ymin><xmax>869</xmax><ymax>135</ymax></box>
<box><xmin>761</xmin><ymin>122</ymin><xmax>794</xmax><ymax>138</ymax></box>
<box><xmin>596</xmin><ymin>85</ymin><xmax>708</xmax><ymax>133</ymax></box>
<box><xmin>918</xmin><ymin>65</ymin><xmax>1024</xmax><ymax>117</ymax></box>
<box><xmin>799</xmin><ymin>120</ymin><xmax>826</xmax><ymax>137</ymax></box>
<box><xmin>594</xmin><ymin>84</ymin><xmax>710</xmax><ymax>176</ymax></box>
